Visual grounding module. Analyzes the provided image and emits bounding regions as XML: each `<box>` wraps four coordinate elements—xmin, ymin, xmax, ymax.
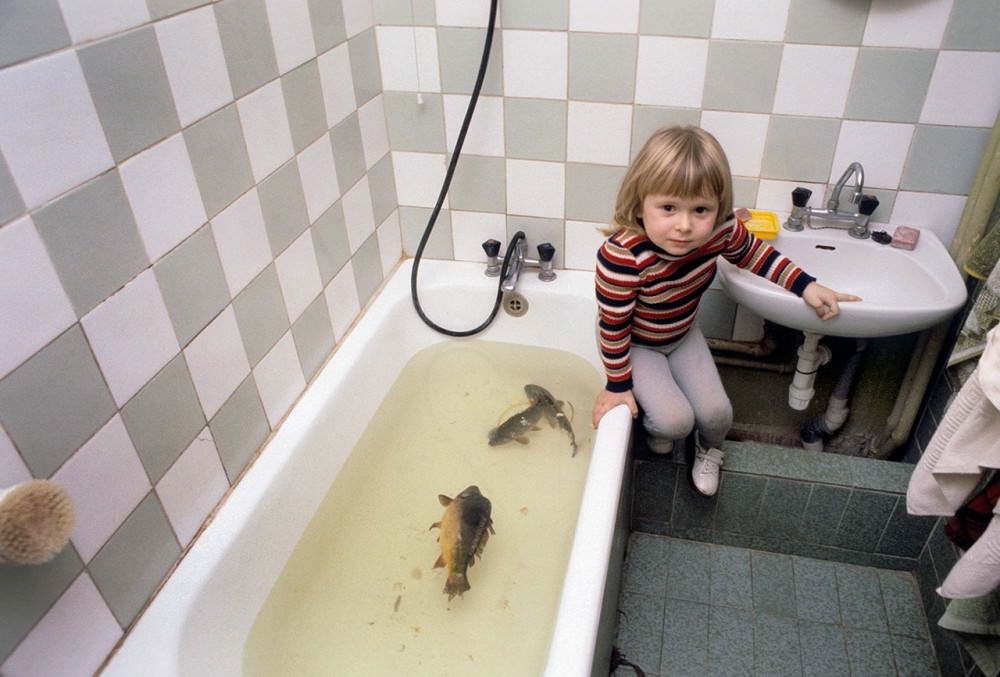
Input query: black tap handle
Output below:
<box><xmin>859</xmin><ymin>194</ymin><xmax>879</xmax><ymax>216</ymax></box>
<box><xmin>537</xmin><ymin>242</ymin><xmax>555</xmax><ymax>263</ymax></box>
<box><xmin>791</xmin><ymin>187</ymin><xmax>812</xmax><ymax>208</ymax></box>
<box><xmin>482</xmin><ymin>239</ymin><xmax>501</xmax><ymax>257</ymax></box>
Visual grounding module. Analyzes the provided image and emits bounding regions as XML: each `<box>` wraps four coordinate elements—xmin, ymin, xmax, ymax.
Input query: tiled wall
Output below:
<box><xmin>1</xmin><ymin>0</ymin><xmax>999</xmax><ymax>674</ymax></box>
<box><xmin>0</xmin><ymin>0</ymin><xmax>396</xmax><ymax>673</ymax></box>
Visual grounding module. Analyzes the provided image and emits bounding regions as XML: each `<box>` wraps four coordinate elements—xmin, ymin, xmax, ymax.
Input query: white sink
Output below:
<box><xmin>716</xmin><ymin>225</ymin><xmax>967</xmax><ymax>338</ymax></box>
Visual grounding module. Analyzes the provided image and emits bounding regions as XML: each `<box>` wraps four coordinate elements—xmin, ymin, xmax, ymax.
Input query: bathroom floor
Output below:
<box><xmin>613</xmin><ymin>533</ymin><xmax>939</xmax><ymax>677</ymax></box>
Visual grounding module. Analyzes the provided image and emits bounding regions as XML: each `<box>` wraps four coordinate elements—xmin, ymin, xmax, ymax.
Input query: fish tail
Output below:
<box><xmin>444</xmin><ymin>572</ymin><xmax>470</xmax><ymax>600</ymax></box>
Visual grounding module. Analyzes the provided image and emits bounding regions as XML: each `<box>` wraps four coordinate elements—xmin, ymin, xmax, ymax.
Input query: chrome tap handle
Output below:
<box><xmin>482</xmin><ymin>238</ymin><xmax>501</xmax><ymax>276</ymax></box>
<box><xmin>785</xmin><ymin>187</ymin><xmax>812</xmax><ymax>231</ymax></box>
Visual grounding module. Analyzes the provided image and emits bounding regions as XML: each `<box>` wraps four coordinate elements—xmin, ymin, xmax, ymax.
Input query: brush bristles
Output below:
<box><xmin>0</xmin><ymin>480</ymin><xmax>75</xmax><ymax>566</ymax></box>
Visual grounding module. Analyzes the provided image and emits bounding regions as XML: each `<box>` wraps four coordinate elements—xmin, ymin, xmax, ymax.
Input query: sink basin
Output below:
<box><xmin>716</xmin><ymin>225</ymin><xmax>967</xmax><ymax>338</ymax></box>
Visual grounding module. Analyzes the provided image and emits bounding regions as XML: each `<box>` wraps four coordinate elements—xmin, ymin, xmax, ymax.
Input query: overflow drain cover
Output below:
<box><xmin>503</xmin><ymin>292</ymin><xmax>529</xmax><ymax>317</ymax></box>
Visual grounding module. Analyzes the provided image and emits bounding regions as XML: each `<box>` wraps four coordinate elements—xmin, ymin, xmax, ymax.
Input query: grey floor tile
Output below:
<box><xmin>891</xmin><ymin>633</ymin><xmax>939</xmax><ymax>676</ymax></box>
<box><xmin>616</xmin><ymin>591</ymin><xmax>665</xmax><ymax>672</ymax></box>
<box><xmin>708</xmin><ymin>605</ymin><xmax>754</xmax><ymax>675</ymax></box>
<box><xmin>837</xmin><ymin>564</ymin><xmax>890</xmax><ymax>632</ymax></box>
<box><xmin>665</xmin><ymin>539</ymin><xmax>711</xmax><ymax>604</ymax></box>
<box><xmin>798</xmin><ymin>620</ymin><xmax>850</xmax><ymax>677</ymax></box>
<box><xmin>844</xmin><ymin>628</ymin><xmax>897</xmax><ymax>677</ymax></box>
<box><xmin>710</xmin><ymin>545</ymin><xmax>753</xmax><ymax>610</ymax></box>
<box><xmin>752</xmin><ymin>550</ymin><xmax>797</xmax><ymax>618</ymax></box>
<box><xmin>878</xmin><ymin>569</ymin><xmax>931</xmax><ymax>640</ymax></box>
<box><xmin>623</xmin><ymin>533</ymin><xmax>671</xmax><ymax>596</ymax></box>
<box><xmin>660</xmin><ymin>598</ymin><xmax>709</xmax><ymax>677</ymax></box>
<box><xmin>794</xmin><ymin>558</ymin><xmax>842</xmax><ymax>625</ymax></box>
<box><xmin>754</xmin><ymin>612</ymin><xmax>802</xmax><ymax>677</ymax></box>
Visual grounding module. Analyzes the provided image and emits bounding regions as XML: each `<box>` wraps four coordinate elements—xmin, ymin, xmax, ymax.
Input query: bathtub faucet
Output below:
<box><xmin>482</xmin><ymin>232</ymin><xmax>557</xmax><ymax>291</ymax></box>
<box><xmin>784</xmin><ymin>162</ymin><xmax>879</xmax><ymax>239</ymax></box>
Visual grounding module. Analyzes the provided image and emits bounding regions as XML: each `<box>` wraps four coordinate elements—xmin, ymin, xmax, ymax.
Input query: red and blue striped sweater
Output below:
<box><xmin>596</xmin><ymin>216</ymin><xmax>815</xmax><ymax>392</ymax></box>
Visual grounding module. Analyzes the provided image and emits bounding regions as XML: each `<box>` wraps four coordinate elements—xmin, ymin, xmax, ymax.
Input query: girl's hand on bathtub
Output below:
<box><xmin>592</xmin><ymin>389</ymin><xmax>638</xmax><ymax>428</ymax></box>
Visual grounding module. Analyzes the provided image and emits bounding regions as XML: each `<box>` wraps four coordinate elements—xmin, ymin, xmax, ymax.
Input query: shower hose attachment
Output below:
<box><xmin>409</xmin><ymin>0</ymin><xmax>506</xmax><ymax>337</ymax></box>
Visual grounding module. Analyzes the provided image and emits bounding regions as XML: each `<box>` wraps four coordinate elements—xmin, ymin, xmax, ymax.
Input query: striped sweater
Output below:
<box><xmin>596</xmin><ymin>216</ymin><xmax>815</xmax><ymax>392</ymax></box>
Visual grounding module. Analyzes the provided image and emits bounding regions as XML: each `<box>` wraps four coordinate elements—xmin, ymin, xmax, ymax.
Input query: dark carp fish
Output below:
<box><xmin>487</xmin><ymin>400</ymin><xmax>544</xmax><ymax>446</ymax></box>
<box><xmin>524</xmin><ymin>384</ymin><xmax>578</xmax><ymax>457</ymax></box>
<box><xmin>429</xmin><ymin>485</ymin><xmax>495</xmax><ymax>600</ymax></box>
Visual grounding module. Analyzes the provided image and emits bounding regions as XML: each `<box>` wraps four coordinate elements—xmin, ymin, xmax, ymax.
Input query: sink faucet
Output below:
<box><xmin>784</xmin><ymin>162</ymin><xmax>879</xmax><ymax>239</ymax></box>
<box><xmin>483</xmin><ymin>232</ymin><xmax>557</xmax><ymax>291</ymax></box>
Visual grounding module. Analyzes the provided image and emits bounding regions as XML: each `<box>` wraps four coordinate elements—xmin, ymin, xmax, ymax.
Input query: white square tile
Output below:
<box><xmin>0</xmin><ymin>52</ymin><xmax>113</xmax><ymax>209</ymax></box>
<box><xmin>120</xmin><ymin>134</ymin><xmax>208</xmax><ymax>262</ymax></box>
<box><xmin>831</xmin><ymin>121</ymin><xmax>914</xmax><ymax>189</ymax></box>
<box><xmin>921</xmin><ymin>52</ymin><xmax>1000</xmax><ymax>128</ymax></box>
<box><xmin>567</xmin><ymin>102</ymin><xmax>632</xmax><ymax>166</ymax></box>
<box><xmin>711</xmin><ymin>0</ymin><xmax>791</xmax><ymax>41</ymax></box>
<box><xmin>155</xmin><ymin>7</ymin><xmax>234</xmax><ymax>126</ymax></box>
<box><xmin>376</xmin><ymin>27</ymin><xmax>441</xmax><ymax>93</ymax></box>
<box><xmin>297</xmin><ymin>135</ymin><xmax>340</xmax><ymax>223</ymax></box>
<box><xmin>635</xmin><ymin>37</ymin><xmax>708</xmax><ymax>108</ymax></box>
<box><xmin>211</xmin><ymin>190</ymin><xmax>274</xmax><ymax>297</ymax></box>
<box><xmin>755</xmin><ymin>179</ymin><xmax>824</xmax><ymax>215</ymax></box>
<box><xmin>155</xmin><ymin>428</ymin><xmax>229</xmax><ymax>546</ymax></box>
<box><xmin>237</xmin><ymin>80</ymin><xmax>295</xmax><ymax>183</ymax></box>
<box><xmin>1</xmin><ymin>574</ymin><xmax>122</xmax><ymax>677</ymax></box>
<box><xmin>506</xmin><ymin>159</ymin><xmax>565</xmax><ymax>219</ymax></box>
<box><xmin>358</xmin><ymin>96</ymin><xmax>390</xmax><ymax>169</ymax></box>
<box><xmin>435</xmin><ymin>0</ymin><xmax>493</xmax><ymax>26</ymax></box>
<box><xmin>342</xmin><ymin>176</ymin><xmax>377</xmax><ymax>253</ymax></box>
<box><xmin>0</xmin><ymin>217</ymin><xmax>77</xmax><ymax>380</ymax></box>
<box><xmin>253</xmin><ymin>333</ymin><xmax>306</xmax><ymax>427</ymax></box>
<box><xmin>81</xmin><ymin>270</ymin><xmax>180</xmax><ymax>407</ymax></box>
<box><xmin>569</xmin><ymin>0</ymin><xmax>639</xmax><ymax>33</ymax></box>
<box><xmin>325</xmin><ymin>262</ymin><xmax>361</xmax><ymax>341</ymax></box>
<box><xmin>318</xmin><ymin>43</ymin><xmax>357</xmax><ymax>128</ymax></box>
<box><xmin>700</xmin><ymin>112</ymin><xmax>770</xmax><ymax>178</ymax></box>
<box><xmin>264</xmin><ymin>0</ymin><xmax>317</xmax><ymax>74</ymax></box>
<box><xmin>863</xmin><ymin>0</ymin><xmax>953</xmax><ymax>48</ymax></box>
<box><xmin>0</xmin><ymin>424</ymin><xmax>32</xmax><ymax>486</ymax></box>
<box><xmin>52</xmin><ymin>416</ymin><xmax>150</xmax><ymax>563</ymax></box>
<box><xmin>342</xmin><ymin>0</ymin><xmax>376</xmax><ymax>37</ymax></box>
<box><xmin>58</xmin><ymin>0</ymin><xmax>149</xmax><ymax>43</ymax></box>
<box><xmin>503</xmin><ymin>30</ymin><xmax>567</xmax><ymax>100</ymax></box>
<box><xmin>184</xmin><ymin>306</ymin><xmax>251</xmax><ymax>419</ymax></box>
<box><xmin>444</xmin><ymin>95</ymin><xmax>504</xmax><ymax>157</ymax></box>
<box><xmin>393</xmin><ymin>151</ymin><xmax>447</xmax><ymax>208</ymax></box>
<box><xmin>451</xmin><ymin>210</ymin><xmax>507</xmax><ymax>262</ymax></box>
<box><xmin>376</xmin><ymin>210</ymin><xmax>403</xmax><ymax>275</ymax></box>
<box><xmin>275</xmin><ymin>230</ymin><xmax>324</xmax><ymax>323</ymax></box>
<box><xmin>890</xmin><ymin>192</ymin><xmax>966</xmax><ymax>246</ymax></box>
<box><xmin>564</xmin><ymin>220</ymin><xmax>606</xmax><ymax>271</ymax></box>
<box><xmin>773</xmin><ymin>45</ymin><xmax>857</xmax><ymax>118</ymax></box>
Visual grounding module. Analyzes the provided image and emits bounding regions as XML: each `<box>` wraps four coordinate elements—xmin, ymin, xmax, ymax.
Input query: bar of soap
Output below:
<box><xmin>891</xmin><ymin>226</ymin><xmax>920</xmax><ymax>250</ymax></box>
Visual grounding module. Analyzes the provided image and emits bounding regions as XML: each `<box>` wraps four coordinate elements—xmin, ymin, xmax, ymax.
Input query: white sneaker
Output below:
<box><xmin>646</xmin><ymin>437</ymin><xmax>674</xmax><ymax>455</ymax></box>
<box><xmin>692</xmin><ymin>446</ymin><xmax>724</xmax><ymax>496</ymax></box>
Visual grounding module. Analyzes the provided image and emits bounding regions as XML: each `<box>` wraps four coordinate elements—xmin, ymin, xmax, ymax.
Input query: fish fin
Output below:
<box><xmin>429</xmin><ymin>521</ymin><xmax>441</xmax><ymax>530</ymax></box>
<box><xmin>514</xmin><ymin>436</ymin><xmax>530</xmax><ymax>444</ymax></box>
<box><xmin>433</xmin><ymin>554</ymin><xmax>445</xmax><ymax>569</ymax></box>
<box><xmin>438</xmin><ymin>494</ymin><xmax>452</xmax><ymax>506</ymax></box>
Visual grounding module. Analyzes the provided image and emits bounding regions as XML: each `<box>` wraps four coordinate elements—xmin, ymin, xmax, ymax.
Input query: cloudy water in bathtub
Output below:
<box><xmin>243</xmin><ymin>340</ymin><xmax>602</xmax><ymax>676</ymax></box>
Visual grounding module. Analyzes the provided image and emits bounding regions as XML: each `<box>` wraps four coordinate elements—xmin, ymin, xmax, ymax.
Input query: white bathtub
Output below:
<box><xmin>101</xmin><ymin>259</ymin><xmax>633</xmax><ymax>677</ymax></box>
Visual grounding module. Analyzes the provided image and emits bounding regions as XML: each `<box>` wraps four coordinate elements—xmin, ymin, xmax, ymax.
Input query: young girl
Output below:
<box><xmin>592</xmin><ymin>126</ymin><xmax>859</xmax><ymax>496</ymax></box>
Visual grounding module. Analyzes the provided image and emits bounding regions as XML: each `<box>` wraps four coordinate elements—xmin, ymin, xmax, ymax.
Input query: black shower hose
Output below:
<box><xmin>409</xmin><ymin>0</ymin><xmax>512</xmax><ymax>337</ymax></box>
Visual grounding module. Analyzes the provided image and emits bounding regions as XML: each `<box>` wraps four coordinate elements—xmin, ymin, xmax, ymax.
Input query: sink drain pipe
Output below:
<box><xmin>800</xmin><ymin>338</ymin><xmax>867</xmax><ymax>452</ymax></box>
<box><xmin>788</xmin><ymin>332</ymin><xmax>832</xmax><ymax>410</ymax></box>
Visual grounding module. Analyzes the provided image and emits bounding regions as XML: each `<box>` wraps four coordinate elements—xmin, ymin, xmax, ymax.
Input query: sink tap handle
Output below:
<box><xmin>482</xmin><ymin>238</ymin><xmax>502</xmax><ymax>277</ymax></box>
<box><xmin>482</xmin><ymin>239</ymin><xmax>501</xmax><ymax>257</ymax></box>
<box><xmin>858</xmin><ymin>195</ymin><xmax>879</xmax><ymax>216</ymax></box>
<box><xmin>791</xmin><ymin>187</ymin><xmax>812</xmax><ymax>207</ymax></box>
<box><xmin>537</xmin><ymin>242</ymin><xmax>555</xmax><ymax>262</ymax></box>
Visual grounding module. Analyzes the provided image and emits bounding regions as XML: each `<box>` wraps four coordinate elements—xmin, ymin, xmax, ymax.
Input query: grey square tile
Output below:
<box><xmin>0</xmin><ymin>151</ymin><xmax>26</xmax><ymax>226</ymax></box>
<box><xmin>616</xmin><ymin>591</ymin><xmax>665</xmax><ymax>672</ymax></box>
<box><xmin>891</xmin><ymin>633</ymin><xmax>938</xmax><ymax>676</ymax></box>
<box><xmin>632</xmin><ymin>459</ymin><xmax>678</xmax><ymax>525</ymax></box>
<box><xmin>504</xmin><ymin>98</ymin><xmax>567</xmax><ymax>162</ymax></box>
<box><xmin>258</xmin><ymin>160</ymin><xmax>311</xmax><ymax>256</ymax></box>
<box><xmin>0</xmin><ymin>0</ymin><xmax>70</xmax><ymax>69</ymax></box>
<box><xmin>437</xmin><ymin>27</ymin><xmax>503</xmax><ymax>96</ymax></box>
<box><xmin>448</xmin><ymin>155</ymin><xmax>506</xmax><ymax>213</ymax></box>
<box><xmin>877</xmin><ymin>569</ymin><xmax>928</xmax><ymax>639</ymax></box>
<box><xmin>349</xmin><ymin>29</ymin><xmax>382</xmax><ymax>106</ymax></box>
<box><xmin>836</xmin><ymin>565</ymin><xmax>888</xmax><ymax>632</ymax></box>
<box><xmin>631</xmin><ymin>107</ymin><xmax>701</xmax><ymax>161</ymax></box>
<box><xmin>569</xmin><ymin>33</ymin><xmax>636</xmax><ymax>104</ymax></box>
<box><xmin>623</xmin><ymin>533</ymin><xmax>671</xmax><ymax>596</ymax></box>
<box><xmin>843</xmin><ymin>628</ymin><xmax>896</xmax><ymax>677</ymax></box>
<box><xmin>731</xmin><ymin>177</ymin><xmax>758</xmax><ymax>212</ymax></box>
<box><xmin>384</xmin><ymin>91</ymin><xmax>446</xmax><ymax>153</ymax></box>
<box><xmin>283</xmin><ymin>59</ymin><xmax>328</xmax><ymax>152</ymax></box>
<box><xmin>752</xmin><ymin>550</ymin><xmax>797</xmax><ymax>618</ymax></box>
<box><xmin>799</xmin><ymin>484</ymin><xmax>850</xmax><ymax>546</ymax></box>
<box><xmin>215</xmin><ymin>0</ymin><xmax>280</xmax><ymax>98</ymax></box>
<box><xmin>331</xmin><ymin>114</ymin><xmax>367</xmax><ymax>195</ymax></box>
<box><xmin>714</xmin><ymin>473</ymin><xmax>765</xmax><ymax>535</ymax></box>
<box><xmin>672</xmin><ymin>474</ymin><xmax>717</xmax><ymax>530</ymax></box>
<box><xmin>708</xmin><ymin>605</ymin><xmax>754</xmax><ymax>675</ymax></box>
<box><xmin>902</xmin><ymin>125</ymin><xmax>992</xmax><ymax>196</ymax></box>
<box><xmin>845</xmin><ymin>48</ymin><xmax>937</xmax><ymax>123</ymax></box>
<box><xmin>310</xmin><ymin>0</ymin><xmax>347</xmax><ymax>53</ymax></box>
<box><xmin>848</xmin><ymin>454</ymin><xmax>914</xmax><ymax>493</ymax></box>
<box><xmin>232</xmin><ymin>265</ymin><xmax>291</xmax><ymax>366</ymax></box>
<box><xmin>798</xmin><ymin>620</ymin><xmax>849</xmax><ymax>677</ymax></box>
<box><xmin>499</xmin><ymin>0</ymin><xmax>568</xmax><ymax>30</ymax></box>
<box><xmin>943</xmin><ymin>0</ymin><xmax>1000</xmax><ymax>50</ymax></box>
<box><xmin>794</xmin><ymin>558</ymin><xmax>841</xmax><ymax>624</ymax></box>
<box><xmin>507</xmin><ymin>216</ymin><xmax>565</xmax><ymax>268</ymax></box>
<box><xmin>291</xmin><ymin>293</ymin><xmax>335</xmax><ymax>380</ymax></box>
<box><xmin>121</xmin><ymin>354</ymin><xmax>206</xmax><ymax>484</ymax></box>
<box><xmin>154</xmin><ymin>225</ymin><xmax>230</xmax><ymax>347</ymax></box>
<box><xmin>834</xmin><ymin>490</ymin><xmax>896</xmax><ymax>552</ymax></box>
<box><xmin>565</xmin><ymin>163</ymin><xmax>626</xmax><ymax>224</ymax></box>
<box><xmin>0</xmin><ymin>545</ymin><xmax>81</xmax><ymax>660</ymax></box>
<box><xmin>89</xmin><ymin>492</ymin><xmax>181</xmax><ymax>627</ymax></box>
<box><xmin>710</xmin><ymin>545</ymin><xmax>753</xmax><ymax>610</ymax></box>
<box><xmin>373</xmin><ymin>0</ymin><xmax>435</xmax><ymax>25</ymax></box>
<box><xmin>351</xmin><ymin>232</ymin><xmax>385</xmax><ymax>306</ymax></box>
<box><xmin>368</xmin><ymin>154</ymin><xmax>398</xmax><ymax>226</ymax></box>
<box><xmin>209</xmin><ymin>374</ymin><xmax>270</xmax><ymax>481</ymax></box>
<box><xmin>660</xmin><ymin>598</ymin><xmax>709</xmax><ymax>676</ymax></box>
<box><xmin>79</xmin><ymin>26</ymin><xmax>180</xmax><ymax>163</ymax></box>
<box><xmin>33</xmin><ymin>171</ymin><xmax>149</xmax><ymax>317</ymax></box>
<box><xmin>312</xmin><ymin>201</ymin><xmax>351</xmax><ymax>284</ymax></box>
<box><xmin>876</xmin><ymin>499</ymin><xmax>936</xmax><ymax>559</ymax></box>
<box><xmin>755</xmin><ymin>478</ymin><xmax>811</xmax><ymax>540</ymax></box>
<box><xmin>147</xmin><ymin>0</ymin><xmax>204</xmax><ymax>19</ymax></box>
<box><xmin>665</xmin><ymin>539</ymin><xmax>711</xmax><ymax>604</ymax></box>
<box><xmin>754</xmin><ymin>613</ymin><xmax>802</xmax><ymax>677</ymax></box>
<box><xmin>762</xmin><ymin>116</ymin><xmax>840</xmax><ymax>183</ymax></box>
<box><xmin>184</xmin><ymin>104</ymin><xmax>255</xmax><ymax>218</ymax></box>
<box><xmin>785</xmin><ymin>0</ymin><xmax>869</xmax><ymax>45</ymax></box>
<box><xmin>400</xmin><ymin>206</ymin><xmax>451</xmax><ymax>258</ymax></box>
<box><xmin>703</xmin><ymin>41</ymin><xmax>781</xmax><ymax>114</ymax></box>
<box><xmin>639</xmin><ymin>0</ymin><xmax>714</xmax><ymax>37</ymax></box>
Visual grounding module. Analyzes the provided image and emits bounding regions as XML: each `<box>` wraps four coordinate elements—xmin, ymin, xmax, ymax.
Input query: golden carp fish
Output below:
<box><xmin>429</xmin><ymin>485</ymin><xmax>495</xmax><ymax>600</ymax></box>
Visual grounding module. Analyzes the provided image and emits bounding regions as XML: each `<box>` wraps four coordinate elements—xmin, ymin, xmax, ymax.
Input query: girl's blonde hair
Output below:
<box><xmin>610</xmin><ymin>126</ymin><xmax>733</xmax><ymax>235</ymax></box>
